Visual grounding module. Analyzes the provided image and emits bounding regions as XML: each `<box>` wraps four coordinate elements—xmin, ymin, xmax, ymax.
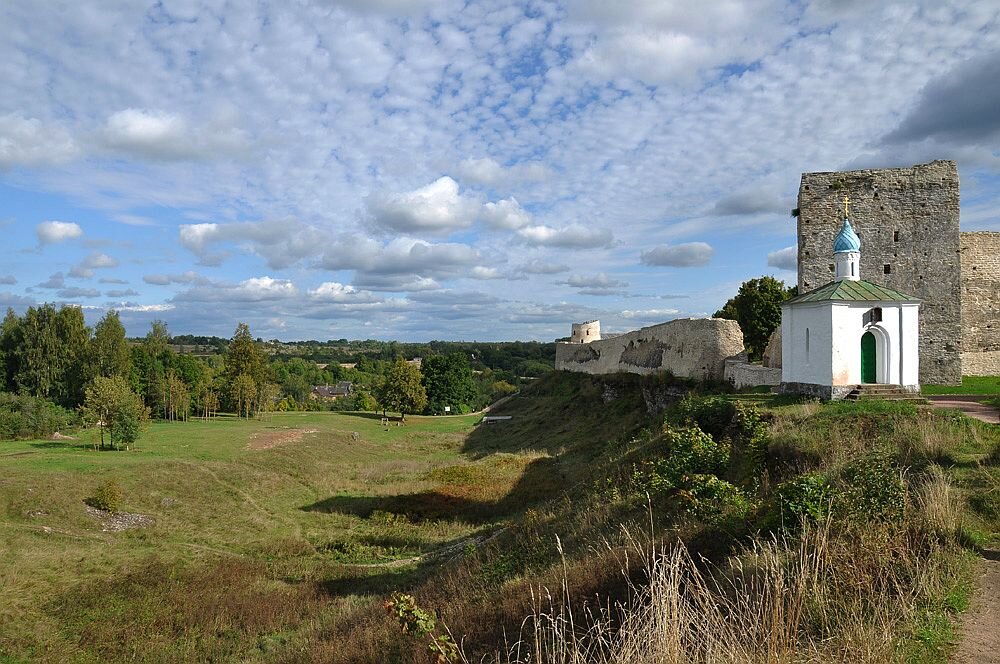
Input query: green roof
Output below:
<box><xmin>785</xmin><ymin>279</ymin><xmax>920</xmax><ymax>304</ymax></box>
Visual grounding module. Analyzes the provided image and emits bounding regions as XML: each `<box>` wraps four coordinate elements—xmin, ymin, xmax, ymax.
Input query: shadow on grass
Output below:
<box><xmin>303</xmin><ymin>457</ymin><xmax>560</xmax><ymax>524</ymax></box>
<box><xmin>30</xmin><ymin>440</ymin><xmax>94</xmax><ymax>450</ymax></box>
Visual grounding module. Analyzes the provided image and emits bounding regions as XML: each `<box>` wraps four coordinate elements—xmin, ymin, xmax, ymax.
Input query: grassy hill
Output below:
<box><xmin>2</xmin><ymin>372</ymin><xmax>998</xmax><ymax>663</ymax></box>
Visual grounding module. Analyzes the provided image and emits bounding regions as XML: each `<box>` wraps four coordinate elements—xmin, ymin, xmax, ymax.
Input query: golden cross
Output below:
<box><xmin>843</xmin><ymin>195</ymin><xmax>850</xmax><ymax>217</ymax></box>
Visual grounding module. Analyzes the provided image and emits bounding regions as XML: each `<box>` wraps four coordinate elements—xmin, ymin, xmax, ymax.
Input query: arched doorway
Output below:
<box><xmin>861</xmin><ymin>331</ymin><xmax>877</xmax><ymax>383</ymax></box>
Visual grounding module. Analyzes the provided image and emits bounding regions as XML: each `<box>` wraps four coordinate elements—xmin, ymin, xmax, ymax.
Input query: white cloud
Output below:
<box><xmin>0</xmin><ymin>114</ymin><xmax>78</xmax><ymax>169</ymax></box>
<box><xmin>36</xmin><ymin>221</ymin><xmax>83</xmax><ymax>245</ymax></box>
<box><xmin>621</xmin><ymin>308</ymin><xmax>681</xmax><ymax>319</ymax></box>
<box><xmin>641</xmin><ymin>242</ymin><xmax>714</xmax><ymax>267</ymax></box>
<box><xmin>102</xmin><ymin>108</ymin><xmax>247</xmax><ymax>161</ymax></box>
<box><xmin>480</xmin><ymin>197</ymin><xmax>532</xmax><ymax>230</ymax></box>
<box><xmin>469</xmin><ymin>266</ymin><xmax>503</xmax><ymax>280</ymax></box>
<box><xmin>517</xmin><ymin>224</ymin><xmax>614</xmax><ymax>249</ymax></box>
<box><xmin>179</xmin><ymin>219</ymin><xmax>325</xmax><ymax>268</ymax></box>
<box><xmin>367</xmin><ymin>176</ymin><xmax>480</xmax><ymax>235</ymax></box>
<box><xmin>519</xmin><ymin>259</ymin><xmax>571</xmax><ymax>275</ymax></box>
<box><xmin>69</xmin><ymin>252</ymin><xmax>119</xmax><ymax>278</ymax></box>
<box><xmin>767</xmin><ymin>245</ymin><xmax>798</xmax><ymax>271</ymax></box>
<box><xmin>308</xmin><ymin>281</ymin><xmax>377</xmax><ymax>303</ymax></box>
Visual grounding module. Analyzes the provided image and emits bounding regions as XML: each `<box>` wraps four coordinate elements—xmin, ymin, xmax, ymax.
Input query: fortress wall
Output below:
<box><xmin>797</xmin><ymin>160</ymin><xmax>962</xmax><ymax>385</ymax></box>
<box><xmin>555</xmin><ymin>318</ymin><xmax>744</xmax><ymax>381</ymax></box>
<box><xmin>961</xmin><ymin>231</ymin><xmax>1000</xmax><ymax>376</ymax></box>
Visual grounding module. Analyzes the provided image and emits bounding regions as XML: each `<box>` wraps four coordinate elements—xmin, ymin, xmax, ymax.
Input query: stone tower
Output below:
<box><xmin>570</xmin><ymin>320</ymin><xmax>601</xmax><ymax>343</ymax></box>
<box><xmin>796</xmin><ymin>160</ymin><xmax>961</xmax><ymax>385</ymax></box>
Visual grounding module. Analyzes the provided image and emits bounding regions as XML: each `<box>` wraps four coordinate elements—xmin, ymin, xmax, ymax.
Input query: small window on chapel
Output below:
<box><xmin>883</xmin><ymin>264</ymin><xmax>892</xmax><ymax>274</ymax></box>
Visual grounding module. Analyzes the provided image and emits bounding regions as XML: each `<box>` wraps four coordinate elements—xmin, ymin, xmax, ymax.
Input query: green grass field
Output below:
<box><xmin>923</xmin><ymin>376</ymin><xmax>1000</xmax><ymax>395</ymax></box>
<box><xmin>0</xmin><ymin>410</ymin><xmax>545</xmax><ymax>662</ymax></box>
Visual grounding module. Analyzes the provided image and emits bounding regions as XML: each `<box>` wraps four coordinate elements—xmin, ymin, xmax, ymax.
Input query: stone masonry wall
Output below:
<box><xmin>555</xmin><ymin>318</ymin><xmax>744</xmax><ymax>381</ymax></box>
<box><xmin>961</xmin><ymin>231</ymin><xmax>1000</xmax><ymax>375</ymax></box>
<box><xmin>797</xmin><ymin>160</ymin><xmax>962</xmax><ymax>385</ymax></box>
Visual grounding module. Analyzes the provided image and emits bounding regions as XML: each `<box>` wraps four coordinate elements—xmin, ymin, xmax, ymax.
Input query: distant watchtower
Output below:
<box><xmin>570</xmin><ymin>320</ymin><xmax>601</xmax><ymax>344</ymax></box>
<box><xmin>796</xmin><ymin>160</ymin><xmax>961</xmax><ymax>385</ymax></box>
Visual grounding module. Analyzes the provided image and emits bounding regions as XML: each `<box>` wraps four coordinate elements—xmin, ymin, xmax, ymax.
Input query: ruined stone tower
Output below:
<box><xmin>796</xmin><ymin>160</ymin><xmax>962</xmax><ymax>385</ymax></box>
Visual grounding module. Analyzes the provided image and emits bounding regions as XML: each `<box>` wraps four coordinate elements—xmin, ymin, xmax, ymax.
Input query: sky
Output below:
<box><xmin>1</xmin><ymin>1</ymin><xmax>999</xmax><ymax>342</ymax></box>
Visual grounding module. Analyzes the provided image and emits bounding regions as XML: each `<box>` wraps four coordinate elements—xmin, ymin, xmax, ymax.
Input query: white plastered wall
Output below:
<box><xmin>783</xmin><ymin>301</ymin><xmax>920</xmax><ymax>388</ymax></box>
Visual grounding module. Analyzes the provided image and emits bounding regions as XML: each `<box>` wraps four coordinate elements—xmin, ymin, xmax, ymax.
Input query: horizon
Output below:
<box><xmin>2</xmin><ymin>1</ymin><xmax>999</xmax><ymax>342</ymax></box>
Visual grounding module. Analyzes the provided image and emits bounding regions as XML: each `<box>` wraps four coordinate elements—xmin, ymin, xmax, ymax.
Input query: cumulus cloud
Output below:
<box><xmin>456</xmin><ymin>157</ymin><xmax>549</xmax><ymax>187</ymax></box>
<box><xmin>367</xmin><ymin>176</ymin><xmax>480</xmax><ymax>235</ymax></box>
<box><xmin>0</xmin><ymin>291</ymin><xmax>35</xmax><ymax>307</ymax></box>
<box><xmin>36</xmin><ymin>221</ymin><xmax>83</xmax><ymax>245</ymax></box>
<box><xmin>767</xmin><ymin>245</ymin><xmax>797</xmax><ymax>271</ymax></box>
<box><xmin>0</xmin><ymin>276</ymin><xmax>16</xmax><ymax>285</ymax></box>
<box><xmin>709</xmin><ymin>190</ymin><xmax>787</xmax><ymax>216</ymax></box>
<box><xmin>143</xmin><ymin>271</ymin><xmax>206</xmax><ymax>286</ymax></box>
<box><xmin>480</xmin><ymin>197</ymin><xmax>532</xmax><ymax>230</ymax></box>
<box><xmin>468</xmin><ymin>266</ymin><xmax>503</xmax><ymax>280</ymax></box>
<box><xmin>561</xmin><ymin>273</ymin><xmax>629</xmax><ymax>296</ymax></box>
<box><xmin>318</xmin><ymin>235</ymin><xmax>480</xmax><ymax>287</ymax></box>
<box><xmin>106</xmin><ymin>288</ymin><xmax>140</xmax><ymax>297</ymax></box>
<box><xmin>69</xmin><ymin>252</ymin><xmax>119</xmax><ymax>278</ymax></box>
<box><xmin>0</xmin><ymin>114</ymin><xmax>78</xmax><ymax>169</ymax></box>
<box><xmin>519</xmin><ymin>259</ymin><xmax>571</xmax><ymax>275</ymax></box>
<box><xmin>38</xmin><ymin>272</ymin><xmax>66</xmax><ymax>289</ymax></box>
<box><xmin>641</xmin><ymin>242</ymin><xmax>713</xmax><ymax>267</ymax></box>
<box><xmin>517</xmin><ymin>224</ymin><xmax>614</xmax><ymax>249</ymax></box>
<box><xmin>173</xmin><ymin>276</ymin><xmax>297</xmax><ymax>303</ymax></box>
<box><xmin>102</xmin><ymin>108</ymin><xmax>246</xmax><ymax>161</ymax></box>
<box><xmin>57</xmin><ymin>287</ymin><xmax>100</xmax><ymax>299</ymax></box>
<box><xmin>308</xmin><ymin>281</ymin><xmax>377</xmax><ymax>303</ymax></box>
<box><xmin>179</xmin><ymin>220</ymin><xmax>325</xmax><ymax>268</ymax></box>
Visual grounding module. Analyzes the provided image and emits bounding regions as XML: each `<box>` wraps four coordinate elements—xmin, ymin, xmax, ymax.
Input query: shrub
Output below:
<box><xmin>636</xmin><ymin>425</ymin><xmax>730</xmax><ymax>496</ymax></box>
<box><xmin>836</xmin><ymin>454</ymin><xmax>906</xmax><ymax>523</ymax></box>
<box><xmin>92</xmin><ymin>479</ymin><xmax>124</xmax><ymax>513</ymax></box>
<box><xmin>0</xmin><ymin>393</ymin><xmax>77</xmax><ymax>440</ymax></box>
<box><xmin>685</xmin><ymin>474</ymin><xmax>750</xmax><ymax>520</ymax></box>
<box><xmin>673</xmin><ymin>396</ymin><xmax>769</xmax><ymax>468</ymax></box>
<box><xmin>774</xmin><ymin>472</ymin><xmax>833</xmax><ymax>528</ymax></box>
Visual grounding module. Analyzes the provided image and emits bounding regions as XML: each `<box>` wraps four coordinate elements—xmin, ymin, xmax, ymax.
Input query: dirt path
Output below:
<box><xmin>247</xmin><ymin>427</ymin><xmax>318</xmax><ymax>450</ymax></box>
<box><xmin>927</xmin><ymin>396</ymin><xmax>1000</xmax><ymax>425</ymax></box>
<box><xmin>952</xmin><ymin>549</ymin><xmax>1000</xmax><ymax>663</ymax></box>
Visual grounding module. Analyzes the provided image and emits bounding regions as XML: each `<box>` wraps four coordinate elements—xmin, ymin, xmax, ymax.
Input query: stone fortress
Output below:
<box><xmin>797</xmin><ymin>160</ymin><xmax>1000</xmax><ymax>384</ymax></box>
<box><xmin>555</xmin><ymin>160</ymin><xmax>998</xmax><ymax>385</ymax></box>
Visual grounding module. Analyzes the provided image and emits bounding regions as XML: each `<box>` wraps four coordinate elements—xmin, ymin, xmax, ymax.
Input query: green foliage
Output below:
<box><xmin>224</xmin><ymin>323</ymin><xmax>266</xmax><ymax>412</ymax></box>
<box><xmin>836</xmin><ymin>454</ymin><xmax>905</xmax><ymax>523</ymax></box>
<box><xmin>384</xmin><ymin>592</ymin><xmax>459</xmax><ymax>663</ymax></box>
<box><xmin>377</xmin><ymin>358</ymin><xmax>428</xmax><ymax>416</ymax></box>
<box><xmin>2</xmin><ymin>304</ymin><xmax>90</xmax><ymax>406</ymax></box>
<box><xmin>0</xmin><ymin>393</ymin><xmax>77</xmax><ymax>440</ymax></box>
<box><xmin>684</xmin><ymin>473</ymin><xmax>749</xmax><ymax>520</ymax></box>
<box><xmin>422</xmin><ymin>353</ymin><xmax>476</xmax><ymax>415</ymax></box>
<box><xmin>89</xmin><ymin>311</ymin><xmax>132</xmax><ymax>381</ymax></box>
<box><xmin>713</xmin><ymin>276</ymin><xmax>794</xmax><ymax>359</ymax></box>
<box><xmin>774</xmin><ymin>472</ymin><xmax>833</xmax><ymax>527</ymax></box>
<box><xmin>91</xmin><ymin>478</ymin><xmax>124</xmax><ymax>512</ymax></box>
<box><xmin>81</xmin><ymin>376</ymin><xmax>149</xmax><ymax>450</ymax></box>
<box><xmin>635</xmin><ymin>425</ymin><xmax>730</xmax><ymax>496</ymax></box>
<box><xmin>229</xmin><ymin>373</ymin><xmax>258</xmax><ymax>419</ymax></box>
<box><xmin>673</xmin><ymin>396</ymin><xmax>769</xmax><ymax>468</ymax></box>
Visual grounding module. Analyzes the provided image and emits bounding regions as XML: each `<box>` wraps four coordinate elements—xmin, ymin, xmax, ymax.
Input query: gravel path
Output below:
<box><xmin>927</xmin><ymin>396</ymin><xmax>1000</xmax><ymax>425</ymax></box>
<box><xmin>952</xmin><ymin>549</ymin><xmax>1000</xmax><ymax>663</ymax></box>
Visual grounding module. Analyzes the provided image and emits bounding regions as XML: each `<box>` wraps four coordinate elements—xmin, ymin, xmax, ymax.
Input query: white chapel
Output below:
<box><xmin>779</xmin><ymin>199</ymin><xmax>921</xmax><ymax>400</ymax></box>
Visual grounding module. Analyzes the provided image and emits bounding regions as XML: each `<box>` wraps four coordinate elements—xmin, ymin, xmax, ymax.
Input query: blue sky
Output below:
<box><xmin>1</xmin><ymin>1</ymin><xmax>999</xmax><ymax>341</ymax></box>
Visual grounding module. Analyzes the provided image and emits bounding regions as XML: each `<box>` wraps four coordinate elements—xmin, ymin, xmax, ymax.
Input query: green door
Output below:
<box><xmin>861</xmin><ymin>331</ymin><xmax>876</xmax><ymax>384</ymax></box>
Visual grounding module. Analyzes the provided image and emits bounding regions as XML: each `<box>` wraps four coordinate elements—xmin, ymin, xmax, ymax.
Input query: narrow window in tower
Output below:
<box><xmin>884</xmin><ymin>264</ymin><xmax>892</xmax><ymax>274</ymax></box>
<box><xmin>806</xmin><ymin>328</ymin><xmax>810</xmax><ymax>360</ymax></box>
<box><xmin>894</xmin><ymin>230</ymin><xmax>900</xmax><ymax>242</ymax></box>
<box><xmin>851</xmin><ymin>263</ymin><xmax>855</xmax><ymax>276</ymax></box>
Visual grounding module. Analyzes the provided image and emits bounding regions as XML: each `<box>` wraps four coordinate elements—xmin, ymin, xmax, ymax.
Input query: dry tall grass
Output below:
<box><xmin>493</xmin><ymin>507</ymin><xmax>955</xmax><ymax>664</ymax></box>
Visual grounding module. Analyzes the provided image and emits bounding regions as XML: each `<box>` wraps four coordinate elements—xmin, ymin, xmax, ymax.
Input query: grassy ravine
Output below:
<box><xmin>1</xmin><ymin>373</ymin><xmax>998</xmax><ymax>663</ymax></box>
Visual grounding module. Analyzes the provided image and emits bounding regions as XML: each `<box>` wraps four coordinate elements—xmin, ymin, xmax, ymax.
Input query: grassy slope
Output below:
<box><xmin>2</xmin><ymin>372</ymin><xmax>999</xmax><ymax>663</ymax></box>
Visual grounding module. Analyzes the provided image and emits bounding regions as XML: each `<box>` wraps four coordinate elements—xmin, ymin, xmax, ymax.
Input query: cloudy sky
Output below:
<box><xmin>2</xmin><ymin>1</ymin><xmax>999</xmax><ymax>341</ymax></box>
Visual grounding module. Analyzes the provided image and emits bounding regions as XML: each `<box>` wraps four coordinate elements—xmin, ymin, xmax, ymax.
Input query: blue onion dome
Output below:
<box><xmin>833</xmin><ymin>218</ymin><xmax>861</xmax><ymax>253</ymax></box>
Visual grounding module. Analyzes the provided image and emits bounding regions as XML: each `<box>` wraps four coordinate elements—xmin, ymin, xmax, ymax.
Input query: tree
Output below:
<box><xmin>376</xmin><ymin>357</ymin><xmax>427</xmax><ymax>419</ymax></box>
<box><xmin>352</xmin><ymin>390</ymin><xmax>376</xmax><ymax>412</ymax></box>
<box><xmin>230</xmin><ymin>373</ymin><xmax>257</xmax><ymax>419</ymax></box>
<box><xmin>81</xmin><ymin>376</ymin><xmax>148</xmax><ymax>450</ymax></box>
<box><xmin>89</xmin><ymin>310</ymin><xmax>131</xmax><ymax>380</ymax></box>
<box><xmin>421</xmin><ymin>353</ymin><xmax>475</xmax><ymax>415</ymax></box>
<box><xmin>714</xmin><ymin>276</ymin><xmax>795</xmax><ymax>360</ymax></box>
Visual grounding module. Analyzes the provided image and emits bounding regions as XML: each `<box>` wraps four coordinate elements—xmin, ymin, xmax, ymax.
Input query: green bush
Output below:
<box><xmin>685</xmin><ymin>474</ymin><xmax>749</xmax><ymax>520</ymax></box>
<box><xmin>673</xmin><ymin>396</ymin><xmax>769</xmax><ymax>467</ymax></box>
<box><xmin>92</xmin><ymin>479</ymin><xmax>124</xmax><ymax>513</ymax></box>
<box><xmin>634</xmin><ymin>425</ymin><xmax>731</xmax><ymax>502</ymax></box>
<box><xmin>775</xmin><ymin>472</ymin><xmax>833</xmax><ymax>528</ymax></box>
<box><xmin>836</xmin><ymin>455</ymin><xmax>905</xmax><ymax>523</ymax></box>
<box><xmin>0</xmin><ymin>393</ymin><xmax>77</xmax><ymax>440</ymax></box>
